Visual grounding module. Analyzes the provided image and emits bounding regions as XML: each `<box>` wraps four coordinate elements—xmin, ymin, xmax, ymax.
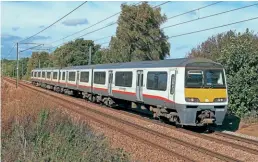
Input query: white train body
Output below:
<box><xmin>31</xmin><ymin>58</ymin><xmax>228</xmax><ymax>126</ymax></box>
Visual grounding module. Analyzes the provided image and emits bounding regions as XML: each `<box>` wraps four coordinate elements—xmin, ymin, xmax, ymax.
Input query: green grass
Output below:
<box><xmin>2</xmin><ymin>109</ymin><xmax>130</xmax><ymax>162</ymax></box>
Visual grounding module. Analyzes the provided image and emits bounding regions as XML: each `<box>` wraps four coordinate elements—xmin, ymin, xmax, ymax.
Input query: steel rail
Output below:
<box><xmin>4</xmin><ymin>77</ymin><xmax>242</xmax><ymax>162</ymax></box>
<box><xmin>214</xmin><ymin>132</ymin><xmax>258</xmax><ymax>147</ymax></box>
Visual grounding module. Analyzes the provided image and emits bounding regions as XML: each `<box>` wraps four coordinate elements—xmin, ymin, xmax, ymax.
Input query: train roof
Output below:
<box><xmin>93</xmin><ymin>58</ymin><xmax>222</xmax><ymax>69</ymax></box>
<box><xmin>33</xmin><ymin>58</ymin><xmax>223</xmax><ymax>70</ymax></box>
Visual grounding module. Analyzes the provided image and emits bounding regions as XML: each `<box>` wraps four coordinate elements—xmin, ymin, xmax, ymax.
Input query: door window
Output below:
<box><xmin>170</xmin><ymin>74</ymin><xmax>175</xmax><ymax>94</ymax></box>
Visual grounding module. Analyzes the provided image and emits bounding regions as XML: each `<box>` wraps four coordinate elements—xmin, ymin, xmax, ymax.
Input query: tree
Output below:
<box><xmin>2</xmin><ymin>59</ymin><xmax>16</xmax><ymax>77</ymax></box>
<box><xmin>19</xmin><ymin>57</ymin><xmax>29</xmax><ymax>79</ymax></box>
<box><xmin>26</xmin><ymin>51</ymin><xmax>52</xmax><ymax>80</ymax></box>
<box><xmin>52</xmin><ymin>39</ymin><xmax>100</xmax><ymax>67</ymax></box>
<box><xmin>105</xmin><ymin>2</ymin><xmax>170</xmax><ymax>63</ymax></box>
<box><xmin>187</xmin><ymin>30</ymin><xmax>235</xmax><ymax>60</ymax></box>
<box><xmin>187</xmin><ymin>29</ymin><xmax>258</xmax><ymax>117</ymax></box>
<box><xmin>92</xmin><ymin>48</ymin><xmax>112</xmax><ymax>64</ymax></box>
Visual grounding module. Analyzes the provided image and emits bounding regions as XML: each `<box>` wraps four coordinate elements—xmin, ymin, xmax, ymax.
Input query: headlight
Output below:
<box><xmin>213</xmin><ymin>98</ymin><xmax>227</xmax><ymax>102</ymax></box>
<box><xmin>185</xmin><ymin>97</ymin><xmax>200</xmax><ymax>102</ymax></box>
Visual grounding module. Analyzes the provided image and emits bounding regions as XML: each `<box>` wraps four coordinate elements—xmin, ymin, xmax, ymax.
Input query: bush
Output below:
<box><xmin>2</xmin><ymin>109</ymin><xmax>130</xmax><ymax>162</ymax></box>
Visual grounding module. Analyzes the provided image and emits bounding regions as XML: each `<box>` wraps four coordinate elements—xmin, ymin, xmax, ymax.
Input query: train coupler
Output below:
<box><xmin>197</xmin><ymin>110</ymin><xmax>216</xmax><ymax>125</ymax></box>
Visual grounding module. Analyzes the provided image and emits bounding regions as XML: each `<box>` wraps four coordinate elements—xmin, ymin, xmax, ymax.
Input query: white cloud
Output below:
<box><xmin>1</xmin><ymin>1</ymin><xmax>258</xmax><ymax>59</ymax></box>
<box><xmin>62</xmin><ymin>18</ymin><xmax>89</xmax><ymax>26</ymax></box>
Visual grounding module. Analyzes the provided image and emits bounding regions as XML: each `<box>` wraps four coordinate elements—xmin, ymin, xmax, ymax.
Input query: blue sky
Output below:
<box><xmin>1</xmin><ymin>1</ymin><xmax>258</xmax><ymax>60</ymax></box>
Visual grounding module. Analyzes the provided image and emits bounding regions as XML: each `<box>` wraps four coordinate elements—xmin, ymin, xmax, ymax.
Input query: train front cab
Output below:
<box><xmin>176</xmin><ymin>62</ymin><xmax>228</xmax><ymax>127</ymax></box>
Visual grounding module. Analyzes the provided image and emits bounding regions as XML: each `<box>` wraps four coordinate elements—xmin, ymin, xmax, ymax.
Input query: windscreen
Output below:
<box><xmin>185</xmin><ymin>69</ymin><xmax>225</xmax><ymax>88</ymax></box>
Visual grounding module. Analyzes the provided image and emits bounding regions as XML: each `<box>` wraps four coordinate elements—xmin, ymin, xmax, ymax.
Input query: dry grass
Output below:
<box><xmin>1</xmin><ymin>81</ymin><xmax>130</xmax><ymax>162</ymax></box>
<box><xmin>1</xmin><ymin>81</ymin><xmax>57</xmax><ymax>132</ymax></box>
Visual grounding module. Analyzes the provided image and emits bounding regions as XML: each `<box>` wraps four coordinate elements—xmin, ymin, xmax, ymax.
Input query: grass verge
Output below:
<box><xmin>2</xmin><ymin>81</ymin><xmax>130</xmax><ymax>162</ymax></box>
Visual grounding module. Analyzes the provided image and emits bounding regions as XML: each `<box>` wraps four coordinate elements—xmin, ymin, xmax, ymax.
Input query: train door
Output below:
<box><xmin>169</xmin><ymin>70</ymin><xmax>176</xmax><ymax>108</ymax></box>
<box><xmin>136</xmin><ymin>70</ymin><xmax>144</xmax><ymax>101</ymax></box>
<box><xmin>76</xmin><ymin>71</ymin><xmax>80</xmax><ymax>89</ymax></box>
<box><xmin>66</xmin><ymin>71</ymin><xmax>68</xmax><ymax>87</ymax></box>
<box><xmin>108</xmin><ymin>70</ymin><xmax>113</xmax><ymax>96</ymax></box>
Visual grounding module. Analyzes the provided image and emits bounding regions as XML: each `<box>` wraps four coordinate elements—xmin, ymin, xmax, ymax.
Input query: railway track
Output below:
<box><xmin>213</xmin><ymin>132</ymin><xmax>258</xmax><ymax>147</ymax></box>
<box><xmin>4</xmin><ymin>78</ymin><xmax>257</xmax><ymax>161</ymax></box>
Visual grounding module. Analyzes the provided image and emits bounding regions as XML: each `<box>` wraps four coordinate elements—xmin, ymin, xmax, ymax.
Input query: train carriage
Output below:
<box><xmin>31</xmin><ymin>58</ymin><xmax>228</xmax><ymax>127</ymax></box>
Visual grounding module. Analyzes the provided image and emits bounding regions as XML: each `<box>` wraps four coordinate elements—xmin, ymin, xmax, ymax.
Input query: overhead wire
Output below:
<box><xmin>50</xmin><ymin>22</ymin><xmax>117</xmax><ymax>49</ymax></box>
<box><xmin>49</xmin><ymin>1</ymin><xmax>171</xmax><ymax>49</ymax></box>
<box><xmin>167</xmin><ymin>1</ymin><xmax>222</xmax><ymax>20</ymax></box>
<box><xmin>99</xmin><ymin>41</ymin><xmax>110</xmax><ymax>46</ymax></box>
<box><xmin>162</xmin><ymin>3</ymin><xmax>258</xmax><ymax>29</ymax></box>
<box><xmin>88</xmin><ymin>1</ymin><xmax>224</xmax><ymax>45</ymax></box>
<box><xmin>93</xmin><ymin>35</ymin><xmax>114</xmax><ymax>42</ymax></box>
<box><xmin>20</xmin><ymin>44</ymin><xmax>44</xmax><ymax>53</ymax></box>
<box><xmin>19</xmin><ymin>1</ymin><xmax>88</xmax><ymax>43</ymax></box>
<box><xmin>168</xmin><ymin>17</ymin><xmax>258</xmax><ymax>38</ymax></box>
<box><xmin>6</xmin><ymin>43</ymin><xmax>16</xmax><ymax>57</ymax></box>
<box><xmin>49</xmin><ymin>1</ymin><xmax>143</xmax><ymax>44</ymax></box>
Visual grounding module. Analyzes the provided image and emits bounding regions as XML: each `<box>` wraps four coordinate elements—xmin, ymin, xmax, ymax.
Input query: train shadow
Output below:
<box><xmin>179</xmin><ymin>114</ymin><xmax>241</xmax><ymax>134</ymax></box>
<box><xmin>214</xmin><ymin>113</ymin><xmax>241</xmax><ymax>132</ymax></box>
<box><xmin>112</xmin><ymin>107</ymin><xmax>242</xmax><ymax>134</ymax></box>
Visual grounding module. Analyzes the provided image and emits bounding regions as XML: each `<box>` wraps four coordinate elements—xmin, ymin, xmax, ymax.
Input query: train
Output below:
<box><xmin>31</xmin><ymin>58</ymin><xmax>228</xmax><ymax>127</ymax></box>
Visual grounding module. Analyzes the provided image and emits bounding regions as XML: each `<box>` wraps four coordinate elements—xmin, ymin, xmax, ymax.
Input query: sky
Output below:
<box><xmin>1</xmin><ymin>1</ymin><xmax>258</xmax><ymax>60</ymax></box>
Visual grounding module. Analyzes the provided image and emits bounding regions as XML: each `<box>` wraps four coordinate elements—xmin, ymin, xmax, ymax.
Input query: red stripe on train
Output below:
<box><xmin>112</xmin><ymin>90</ymin><xmax>135</xmax><ymax>96</ymax></box>
<box><xmin>93</xmin><ymin>87</ymin><xmax>107</xmax><ymax>91</ymax></box>
<box><xmin>33</xmin><ymin>79</ymin><xmax>174</xmax><ymax>103</ymax></box>
<box><xmin>143</xmin><ymin>94</ymin><xmax>174</xmax><ymax>103</ymax></box>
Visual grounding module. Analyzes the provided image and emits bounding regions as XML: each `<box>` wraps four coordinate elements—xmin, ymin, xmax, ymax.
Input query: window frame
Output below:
<box><xmin>59</xmin><ymin>71</ymin><xmax>62</xmax><ymax>80</ymax></box>
<box><xmin>42</xmin><ymin>71</ymin><xmax>45</xmax><ymax>78</ymax></box>
<box><xmin>94</xmin><ymin>71</ymin><xmax>106</xmax><ymax>85</ymax></box>
<box><xmin>115</xmin><ymin>71</ymin><xmax>133</xmax><ymax>87</ymax></box>
<box><xmin>62</xmin><ymin>72</ymin><xmax>65</xmax><ymax>81</ymax></box>
<box><xmin>68</xmin><ymin>71</ymin><xmax>76</xmax><ymax>82</ymax></box>
<box><xmin>46</xmin><ymin>72</ymin><xmax>51</xmax><ymax>79</ymax></box>
<box><xmin>53</xmin><ymin>72</ymin><xmax>58</xmax><ymax>80</ymax></box>
<box><xmin>146</xmin><ymin>71</ymin><xmax>168</xmax><ymax>91</ymax></box>
<box><xmin>80</xmin><ymin>71</ymin><xmax>90</xmax><ymax>83</ymax></box>
<box><xmin>170</xmin><ymin>74</ymin><xmax>176</xmax><ymax>94</ymax></box>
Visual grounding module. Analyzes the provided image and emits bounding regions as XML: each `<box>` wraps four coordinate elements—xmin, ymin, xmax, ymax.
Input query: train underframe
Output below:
<box><xmin>32</xmin><ymin>81</ymin><xmax>221</xmax><ymax>128</ymax></box>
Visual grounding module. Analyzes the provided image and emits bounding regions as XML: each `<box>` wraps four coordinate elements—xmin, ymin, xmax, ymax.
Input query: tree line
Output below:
<box><xmin>2</xmin><ymin>2</ymin><xmax>257</xmax><ymax>118</ymax></box>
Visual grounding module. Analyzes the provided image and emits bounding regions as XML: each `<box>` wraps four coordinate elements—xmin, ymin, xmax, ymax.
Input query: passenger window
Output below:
<box><xmin>147</xmin><ymin>72</ymin><xmax>167</xmax><ymax>91</ymax></box>
<box><xmin>47</xmin><ymin>72</ymin><xmax>51</xmax><ymax>79</ymax></box>
<box><xmin>80</xmin><ymin>72</ymin><xmax>89</xmax><ymax>83</ymax></box>
<box><xmin>94</xmin><ymin>72</ymin><xmax>106</xmax><ymax>84</ymax></box>
<box><xmin>53</xmin><ymin>72</ymin><xmax>58</xmax><ymax>79</ymax></box>
<box><xmin>42</xmin><ymin>72</ymin><xmax>45</xmax><ymax>78</ymax></box>
<box><xmin>115</xmin><ymin>72</ymin><xmax>133</xmax><ymax>87</ymax></box>
<box><xmin>62</xmin><ymin>72</ymin><xmax>65</xmax><ymax>80</ymax></box>
<box><xmin>69</xmin><ymin>72</ymin><xmax>76</xmax><ymax>81</ymax></box>
<box><xmin>170</xmin><ymin>74</ymin><xmax>175</xmax><ymax>94</ymax></box>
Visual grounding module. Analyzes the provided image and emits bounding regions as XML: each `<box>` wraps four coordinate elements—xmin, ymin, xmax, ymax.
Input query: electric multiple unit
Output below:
<box><xmin>31</xmin><ymin>58</ymin><xmax>228</xmax><ymax>127</ymax></box>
